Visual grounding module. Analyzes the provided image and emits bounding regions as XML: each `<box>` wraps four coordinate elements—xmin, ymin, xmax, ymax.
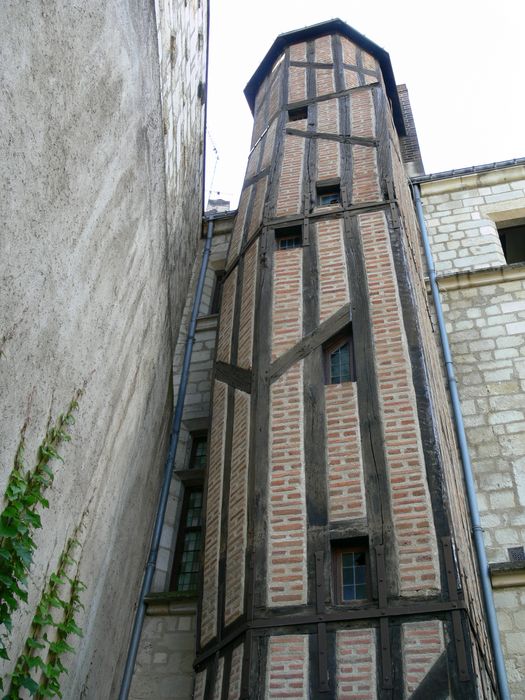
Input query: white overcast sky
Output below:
<box><xmin>205</xmin><ymin>0</ymin><xmax>525</xmax><ymax>208</ymax></box>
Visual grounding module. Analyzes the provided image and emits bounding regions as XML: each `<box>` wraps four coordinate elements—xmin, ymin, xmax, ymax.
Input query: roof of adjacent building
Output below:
<box><xmin>244</xmin><ymin>18</ymin><xmax>405</xmax><ymax>135</ymax></box>
<box><xmin>411</xmin><ymin>156</ymin><xmax>525</xmax><ymax>184</ymax></box>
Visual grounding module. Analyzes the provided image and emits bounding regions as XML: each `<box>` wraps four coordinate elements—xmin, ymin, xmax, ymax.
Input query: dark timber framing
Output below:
<box><xmin>195</xmin><ymin>22</ymin><xmax>496</xmax><ymax>700</ymax></box>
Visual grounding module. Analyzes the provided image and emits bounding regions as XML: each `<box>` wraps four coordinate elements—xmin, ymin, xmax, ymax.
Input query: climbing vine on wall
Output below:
<box><xmin>3</xmin><ymin>536</ymin><xmax>85</xmax><ymax>698</ymax></box>
<box><xmin>0</xmin><ymin>389</ymin><xmax>83</xmax><ymax>666</ymax></box>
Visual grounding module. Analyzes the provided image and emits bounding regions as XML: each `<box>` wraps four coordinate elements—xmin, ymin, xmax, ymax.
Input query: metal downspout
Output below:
<box><xmin>118</xmin><ymin>216</ymin><xmax>215</xmax><ymax>699</ymax></box>
<box><xmin>413</xmin><ymin>184</ymin><xmax>510</xmax><ymax>700</ymax></box>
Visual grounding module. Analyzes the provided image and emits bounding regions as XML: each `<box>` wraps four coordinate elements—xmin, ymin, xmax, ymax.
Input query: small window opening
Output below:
<box><xmin>275</xmin><ymin>225</ymin><xmax>303</xmax><ymax>250</ymax></box>
<box><xmin>170</xmin><ymin>487</ymin><xmax>203</xmax><ymax>592</ymax></box>
<box><xmin>189</xmin><ymin>433</ymin><xmax>207</xmax><ymax>470</ymax></box>
<box><xmin>288</xmin><ymin>106</ymin><xmax>308</xmax><ymax>122</ymax></box>
<box><xmin>317</xmin><ymin>182</ymin><xmax>341</xmax><ymax>207</ymax></box>
<box><xmin>498</xmin><ymin>223</ymin><xmax>525</xmax><ymax>264</ymax></box>
<box><xmin>210</xmin><ymin>270</ymin><xmax>225</xmax><ymax>315</ymax></box>
<box><xmin>332</xmin><ymin>539</ymin><xmax>370</xmax><ymax>603</ymax></box>
<box><xmin>324</xmin><ymin>329</ymin><xmax>355</xmax><ymax>384</ymax></box>
<box><xmin>508</xmin><ymin>546</ymin><xmax>525</xmax><ymax>562</ymax></box>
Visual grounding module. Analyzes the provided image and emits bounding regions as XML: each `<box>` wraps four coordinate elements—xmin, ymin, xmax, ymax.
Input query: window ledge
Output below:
<box><xmin>196</xmin><ymin>315</ymin><xmax>218</xmax><ymax>331</ymax></box>
<box><xmin>490</xmin><ymin>560</ymin><xmax>525</xmax><ymax>589</ymax></box>
<box><xmin>174</xmin><ymin>468</ymin><xmax>205</xmax><ymax>485</ymax></box>
<box><xmin>144</xmin><ymin>591</ymin><xmax>198</xmax><ymax>616</ymax></box>
<box><xmin>431</xmin><ymin>261</ymin><xmax>525</xmax><ymax>292</ymax></box>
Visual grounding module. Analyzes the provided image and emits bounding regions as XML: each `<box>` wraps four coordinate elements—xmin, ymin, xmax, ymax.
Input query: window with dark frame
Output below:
<box><xmin>288</xmin><ymin>106</ymin><xmax>308</xmax><ymax>122</ymax></box>
<box><xmin>323</xmin><ymin>329</ymin><xmax>355</xmax><ymax>384</ymax></box>
<box><xmin>497</xmin><ymin>223</ymin><xmax>525</xmax><ymax>264</ymax></box>
<box><xmin>189</xmin><ymin>433</ymin><xmax>207</xmax><ymax>470</ymax></box>
<box><xmin>169</xmin><ymin>432</ymin><xmax>207</xmax><ymax>593</ymax></box>
<box><xmin>332</xmin><ymin>541</ymin><xmax>370</xmax><ymax>604</ymax></box>
<box><xmin>317</xmin><ymin>182</ymin><xmax>341</xmax><ymax>207</ymax></box>
<box><xmin>209</xmin><ymin>270</ymin><xmax>225</xmax><ymax>315</ymax></box>
<box><xmin>275</xmin><ymin>225</ymin><xmax>303</xmax><ymax>250</ymax></box>
<box><xmin>170</xmin><ymin>487</ymin><xmax>203</xmax><ymax>593</ymax></box>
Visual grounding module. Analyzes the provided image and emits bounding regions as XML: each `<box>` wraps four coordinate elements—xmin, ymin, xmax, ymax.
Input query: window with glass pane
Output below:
<box><xmin>324</xmin><ymin>330</ymin><xmax>355</xmax><ymax>384</ymax></box>
<box><xmin>275</xmin><ymin>225</ymin><xmax>303</xmax><ymax>250</ymax></box>
<box><xmin>330</xmin><ymin>342</ymin><xmax>351</xmax><ymax>383</ymax></box>
<box><xmin>332</xmin><ymin>542</ymin><xmax>369</xmax><ymax>604</ymax></box>
<box><xmin>189</xmin><ymin>434</ymin><xmax>207</xmax><ymax>470</ymax></box>
<box><xmin>170</xmin><ymin>487</ymin><xmax>203</xmax><ymax>593</ymax></box>
<box><xmin>341</xmin><ymin>550</ymin><xmax>367</xmax><ymax>601</ymax></box>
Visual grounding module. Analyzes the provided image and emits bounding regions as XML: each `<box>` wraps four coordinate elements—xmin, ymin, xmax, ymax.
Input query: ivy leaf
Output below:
<box><xmin>0</xmin><ymin>522</ymin><xmax>18</xmax><ymax>538</ymax></box>
<box><xmin>49</xmin><ymin>640</ymin><xmax>74</xmax><ymax>655</ymax></box>
<box><xmin>0</xmin><ymin>549</ymin><xmax>11</xmax><ymax>562</ymax></box>
<box><xmin>0</xmin><ymin>646</ymin><xmax>9</xmax><ymax>660</ymax></box>
<box><xmin>20</xmin><ymin>676</ymin><xmax>39</xmax><ymax>694</ymax></box>
<box><xmin>26</xmin><ymin>637</ymin><xmax>46</xmax><ymax>650</ymax></box>
<box><xmin>47</xmin><ymin>595</ymin><xmax>66</xmax><ymax>610</ymax></box>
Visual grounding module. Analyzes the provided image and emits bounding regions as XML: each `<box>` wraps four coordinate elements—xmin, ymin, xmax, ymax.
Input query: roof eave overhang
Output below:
<box><xmin>244</xmin><ymin>18</ymin><xmax>406</xmax><ymax>136</ymax></box>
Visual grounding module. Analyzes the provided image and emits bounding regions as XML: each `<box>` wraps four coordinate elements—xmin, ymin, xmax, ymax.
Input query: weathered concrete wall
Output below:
<box><xmin>154</xmin><ymin>0</ymin><xmax>207</xmax><ymax>336</ymax></box>
<box><xmin>422</xmin><ymin>171</ymin><xmax>525</xmax><ymax>698</ymax></box>
<box><xmin>0</xmin><ymin>0</ymin><xmax>206</xmax><ymax>697</ymax></box>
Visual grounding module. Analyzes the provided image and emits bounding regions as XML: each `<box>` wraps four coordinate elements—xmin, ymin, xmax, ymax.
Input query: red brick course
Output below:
<box><xmin>248</xmin><ymin>177</ymin><xmax>267</xmax><ymax>241</ymax></box>
<box><xmin>315</xmin><ymin>35</ymin><xmax>333</xmax><ymax>63</ymax></box>
<box><xmin>352</xmin><ymin>146</ymin><xmax>380</xmax><ymax>204</ymax></box>
<box><xmin>193</xmin><ymin>669</ymin><xmax>206</xmax><ymax>700</ymax></box>
<box><xmin>288</xmin><ymin>66</ymin><xmax>307</xmax><ymax>103</ymax></box>
<box><xmin>224</xmin><ymin>390</ymin><xmax>250</xmax><ymax>626</ymax></box>
<box><xmin>269</xmin><ymin>362</ymin><xmax>307</xmax><ymax>606</ymax></box>
<box><xmin>238</xmin><ymin>241</ymin><xmax>258</xmax><ymax>369</ymax></box>
<box><xmin>212</xmin><ymin>657</ymin><xmax>224</xmax><ymax>700</ymax></box>
<box><xmin>269</xmin><ymin>64</ymin><xmax>283</xmax><ymax>119</ymax></box>
<box><xmin>344</xmin><ymin>68</ymin><xmax>360</xmax><ymax>90</ymax></box>
<box><xmin>317</xmin><ymin>98</ymin><xmax>339</xmax><ymax>133</ymax></box>
<box><xmin>361</xmin><ymin>51</ymin><xmax>377</xmax><ymax>72</ymax></box>
<box><xmin>228</xmin><ymin>644</ymin><xmax>244</xmax><ymax>700</ymax></box>
<box><xmin>271</xmin><ymin>247</ymin><xmax>302</xmax><ymax>359</ymax></box>
<box><xmin>326</xmin><ymin>382</ymin><xmax>366</xmax><ymax>521</ymax></box>
<box><xmin>266</xmin><ymin>635</ymin><xmax>309</xmax><ymax>698</ymax></box>
<box><xmin>216</xmin><ymin>268</ymin><xmax>237</xmax><ymax>364</ymax></box>
<box><xmin>317</xmin><ymin>139</ymin><xmax>340</xmax><ymax>181</ymax></box>
<box><xmin>341</xmin><ymin>37</ymin><xmax>357</xmax><ymax>65</ymax></box>
<box><xmin>316</xmin><ymin>67</ymin><xmax>335</xmax><ymax>97</ymax></box>
<box><xmin>201</xmin><ymin>381</ymin><xmax>227</xmax><ymax>645</ymax></box>
<box><xmin>228</xmin><ymin>187</ymin><xmax>250</xmax><ymax>265</ymax></box>
<box><xmin>261</xmin><ymin>119</ymin><xmax>277</xmax><ymax>170</ymax></box>
<box><xmin>317</xmin><ymin>219</ymin><xmax>349</xmax><ymax>323</ymax></box>
<box><xmin>275</xmin><ymin>135</ymin><xmax>304</xmax><ymax>218</ymax></box>
<box><xmin>289</xmin><ymin>41</ymin><xmax>306</xmax><ymax>62</ymax></box>
<box><xmin>336</xmin><ymin>628</ymin><xmax>377</xmax><ymax>700</ymax></box>
<box><xmin>402</xmin><ymin>620</ymin><xmax>444</xmax><ymax>695</ymax></box>
<box><xmin>359</xmin><ymin>210</ymin><xmax>439</xmax><ymax>594</ymax></box>
<box><xmin>350</xmin><ymin>89</ymin><xmax>376</xmax><ymax>139</ymax></box>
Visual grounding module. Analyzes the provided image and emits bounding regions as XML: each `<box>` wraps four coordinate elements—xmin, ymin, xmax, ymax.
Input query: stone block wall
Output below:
<box><xmin>421</xmin><ymin>169</ymin><xmax>525</xmax><ymax>697</ymax></box>
<box><xmin>421</xmin><ymin>166</ymin><xmax>525</xmax><ymax>274</ymax></box>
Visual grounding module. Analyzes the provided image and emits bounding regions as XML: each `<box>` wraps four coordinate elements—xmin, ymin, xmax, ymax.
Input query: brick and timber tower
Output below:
<box><xmin>195</xmin><ymin>20</ymin><xmax>497</xmax><ymax>699</ymax></box>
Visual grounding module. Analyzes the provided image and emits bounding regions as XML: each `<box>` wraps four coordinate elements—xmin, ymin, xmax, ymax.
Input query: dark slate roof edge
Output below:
<box><xmin>244</xmin><ymin>18</ymin><xmax>406</xmax><ymax>136</ymax></box>
<box><xmin>412</xmin><ymin>157</ymin><xmax>525</xmax><ymax>184</ymax></box>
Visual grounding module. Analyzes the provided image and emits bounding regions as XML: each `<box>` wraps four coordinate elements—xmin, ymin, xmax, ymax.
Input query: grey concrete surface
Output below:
<box><xmin>0</xmin><ymin>0</ymin><xmax>205</xmax><ymax>697</ymax></box>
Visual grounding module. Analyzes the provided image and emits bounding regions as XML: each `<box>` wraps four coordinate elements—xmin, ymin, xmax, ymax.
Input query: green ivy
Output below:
<box><xmin>0</xmin><ymin>390</ymin><xmax>82</xmax><ymax>663</ymax></box>
<box><xmin>3</xmin><ymin>537</ymin><xmax>85</xmax><ymax>699</ymax></box>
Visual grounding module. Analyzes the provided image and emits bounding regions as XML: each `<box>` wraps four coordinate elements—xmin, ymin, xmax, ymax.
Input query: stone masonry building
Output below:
<box><xmin>129</xmin><ymin>19</ymin><xmax>525</xmax><ymax>700</ymax></box>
